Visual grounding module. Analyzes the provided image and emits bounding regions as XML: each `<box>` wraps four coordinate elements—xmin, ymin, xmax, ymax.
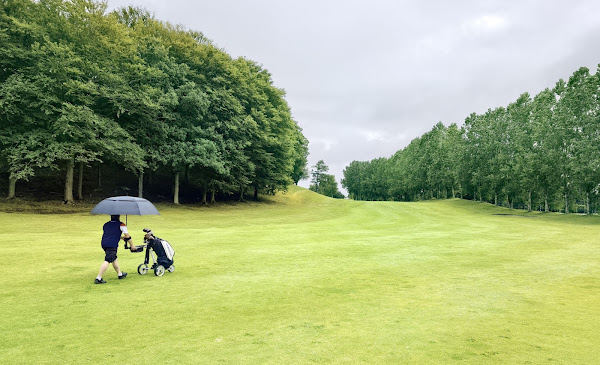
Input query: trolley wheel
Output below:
<box><xmin>167</xmin><ymin>265</ymin><xmax>175</xmax><ymax>273</ymax></box>
<box><xmin>138</xmin><ymin>264</ymin><xmax>148</xmax><ymax>275</ymax></box>
<box><xmin>154</xmin><ymin>265</ymin><xmax>165</xmax><ymax>276</ymax></box>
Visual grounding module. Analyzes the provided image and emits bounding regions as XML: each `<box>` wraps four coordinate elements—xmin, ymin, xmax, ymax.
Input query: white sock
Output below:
<box><xmin>96</xmin><ymin>276</ymin><xmax>102</xmax><ymax>280</ymax></box>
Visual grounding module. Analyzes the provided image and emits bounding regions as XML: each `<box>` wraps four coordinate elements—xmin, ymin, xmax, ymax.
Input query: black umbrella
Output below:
<box><xmin>91</xmin><ymin>196</ymin><xmax>160</xmax><ymax>225</ymax></box>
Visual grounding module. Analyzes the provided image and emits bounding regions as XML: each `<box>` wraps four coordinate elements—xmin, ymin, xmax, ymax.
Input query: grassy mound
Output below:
<box><xmin>0</xmin><ymin>186</ymin><xmax>598</xmax><ymax>363</ymax></box>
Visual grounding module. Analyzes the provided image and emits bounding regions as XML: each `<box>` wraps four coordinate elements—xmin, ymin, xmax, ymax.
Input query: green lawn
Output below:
<box><xmin>0</xmin><ymin>186</ymin><xmax>598</xmax><ymax>364</ymax></box>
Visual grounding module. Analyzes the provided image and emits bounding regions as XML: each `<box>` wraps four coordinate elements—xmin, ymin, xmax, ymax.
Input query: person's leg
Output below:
<box><xmin>97</xmin><ymin>261</ymin><xmax>109</xmax><ymax>279</ymax></box>
<box><xmin>96</xmin><ymin>248</ymin><xmax>116</xmax><ymax>283</ymax></box>
<box><xmin>111</xmin><ymin>258</ymin><xmax>123</xmax><ymax>276</ymax></box>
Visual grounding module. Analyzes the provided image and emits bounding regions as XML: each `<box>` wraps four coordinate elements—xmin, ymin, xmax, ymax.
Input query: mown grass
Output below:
<box><xmin>0</xmin><ymin>186</ymin><xmax>598</xmax><ymax>364</ymax></box>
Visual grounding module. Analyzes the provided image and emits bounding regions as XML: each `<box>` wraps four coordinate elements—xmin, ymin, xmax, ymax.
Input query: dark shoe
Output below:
<box><xmin>118</xmin><ymin>272</ymin><xmax>128</xmax><ymax>279</ymax></box>
<box><xmin>94</xmin><ymin>278</ymin><xmax>106</xmax><ymax>284</ymax></box>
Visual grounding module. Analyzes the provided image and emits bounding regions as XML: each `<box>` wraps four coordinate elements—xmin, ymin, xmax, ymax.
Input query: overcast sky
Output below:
<box><xmin>105</xmin><ymin>0</ymin><xmax>600</xmax><ymax>194</ymax></box>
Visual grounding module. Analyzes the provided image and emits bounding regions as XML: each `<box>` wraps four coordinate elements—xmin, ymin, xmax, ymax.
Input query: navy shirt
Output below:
<box><xmin>101</xmin><ymin>220</ymin><xmax>124</xmax><ymax>248</ymax></box>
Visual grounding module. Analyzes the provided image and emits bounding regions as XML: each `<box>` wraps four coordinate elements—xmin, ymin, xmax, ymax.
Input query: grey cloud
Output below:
<box><xmin>106</xmin><ymin>0</ymin><xmax>600</xmax><ymax>195</ymax></box>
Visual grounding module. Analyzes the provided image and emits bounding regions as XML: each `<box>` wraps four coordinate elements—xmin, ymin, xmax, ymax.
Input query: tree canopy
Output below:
<box><xmin>0</xmin><ymin>0</ymin><xmax>308</xmax><ymax>203</ymax></box>
<box><xmin>310</xmin><ymin>160</ymin><xmax>344</xmax><ymax>199</ymax></box>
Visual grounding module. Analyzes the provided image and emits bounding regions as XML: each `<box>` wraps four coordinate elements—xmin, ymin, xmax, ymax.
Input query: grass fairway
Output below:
<box><xmin>0</xmin><ymin>186</ymin><xmax>599</xmax><ymax>364</ymax></box>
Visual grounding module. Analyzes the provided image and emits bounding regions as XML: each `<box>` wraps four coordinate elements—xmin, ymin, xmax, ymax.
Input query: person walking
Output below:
<box><xmin>95</xmin><ymin>215</ymin><xmax>136</xmax><ymax>284</ymax></box>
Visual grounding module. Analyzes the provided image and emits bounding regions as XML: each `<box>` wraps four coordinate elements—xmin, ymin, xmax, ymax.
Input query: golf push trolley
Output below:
<box><xmin>127</xmin><ymin>228</ymin><xmax>175</xmax><ymax>277</ymax></box>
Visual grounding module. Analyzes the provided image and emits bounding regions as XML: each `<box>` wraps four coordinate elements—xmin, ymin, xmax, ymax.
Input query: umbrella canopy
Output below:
<box><xmin>91</xmin><ymin>196</ymin><xmax>160</xmax><ymax>216</ymax></box>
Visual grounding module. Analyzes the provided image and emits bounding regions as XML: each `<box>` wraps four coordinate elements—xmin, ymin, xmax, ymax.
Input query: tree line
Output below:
<box><xmin>0</xmin><ymin>0</ymin><xmax>308</xmax><ymax>204</ymax></box>
<box><xmin>342</xmin><ymin>66</ymin><xmax>600</xmax><ymax>214</ymax></box>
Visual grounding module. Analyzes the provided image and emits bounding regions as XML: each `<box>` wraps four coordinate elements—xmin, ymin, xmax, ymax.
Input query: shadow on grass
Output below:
<box><xmin>491</xmin><ymin>214</ymin><xmax>537</xmax><ymax>218</ymax></box>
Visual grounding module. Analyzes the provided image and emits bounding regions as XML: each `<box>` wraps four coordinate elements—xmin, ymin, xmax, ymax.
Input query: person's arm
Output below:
<box><xmin>120</xmin><ymin>224</ymin><xmax>136</xmax><ymax>251</ymax></box>
<box><xmin>123</xmin><ymin>233</ymin><xmax>136</xmax><ymax>250</ymax></box>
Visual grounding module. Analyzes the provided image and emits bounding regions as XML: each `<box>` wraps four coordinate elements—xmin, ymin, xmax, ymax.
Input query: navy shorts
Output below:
<box><xmin>103</xmin><ymin>248</ymin><xmax>117</xmax><ymax>263</ymax></box>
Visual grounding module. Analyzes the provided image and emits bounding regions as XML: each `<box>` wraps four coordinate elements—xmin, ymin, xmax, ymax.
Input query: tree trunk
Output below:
<box><xmin>544</xmin><ymin>194</ymin><xmax>549</xmax><ymax>212</ymax></box>
<box><xmin>527</xmin><ymin>191</ymin><xmax>532</xmax><ymax>212</ymax></box>
<box><xmin>138</xmin><ymin>171</ymin><xmax>143</xmax><ymax>198</ymax></box>
<box><xmin>452</xmin><ymin>187</ymin><xmax>455</xmax><ymax>199</ymax></box>
<box><xmin>97</xmin><ymin>163</ymin><xmax>102</xmax><ymax>188</ymax></box>
<box><xmin>64</xmin><ymin>157</ymin><xmax>75</xmax><ymax>204</ymax></box>
<box><xmin>239</xmin><ymin>185</ymin><xmax>244</xmax><ymax>202</ymax></box>
<box><xmin>8</xmin><ymin>177</ymin><xmax>16</xmax><ymax>199</ymax></box>
<box><xmin>494</xmin><ymin>193</ymin><xmax>498</xmax><ymax>206</ymax></box>
<box><xmin>77</xmin><ymin>162</ymin><xmax>84</xmax><ymax>200</ymax></box>
<box><xmin>564</xmin><ymin>193</ymin><xmax>569</xmax><ymax>214</ymax></box>
<box><xmin>253</xmin><ymin>187</ymin><xmax>258</xmax><ymax>201</ymax></box>
<box><xmin>586</xmin><ymin>193</ymin><xmax>590</xmax><ymax>215</ymax></box>
<box><xmin>202</xmin><ymin>185</ymin><xmax>207</xmax><ymax>205</ymax></box>
<box><xmin>174</xmin><ymin>172</ymin><xmax>180</xmax><ymax>205</ymax></box>
<box><xmin>211</xmin><ymin>190</ymin><xmax>216</xmax><ymax>203</ymax></box>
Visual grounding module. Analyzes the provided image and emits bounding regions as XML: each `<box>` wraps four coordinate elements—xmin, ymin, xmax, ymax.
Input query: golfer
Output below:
<box><xmin>95</xmin><ymin>215</ymin><xmax>137</xmax><ymax>284</ymax></box>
